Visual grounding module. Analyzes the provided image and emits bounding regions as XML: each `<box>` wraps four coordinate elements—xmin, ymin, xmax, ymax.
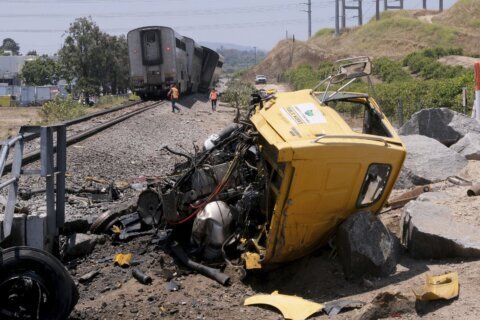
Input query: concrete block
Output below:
<box><xmin>0</xmin><ymin>213</ymin><xmax>27</xmax><ymax>248</ymax></box>
<box><xmin>26</xmin><ymin>211</ymin><xmax>47</xmax><ymax>250</ymax></box>
<box><xmin>65</xmin><ymin>233</ymin><xmax>97</xmax><ymax>258</ymax></box>
<box><xmin>401</xmin><ymin>200</ymin><xmax>480</xmax><ymax>259</ymax></box>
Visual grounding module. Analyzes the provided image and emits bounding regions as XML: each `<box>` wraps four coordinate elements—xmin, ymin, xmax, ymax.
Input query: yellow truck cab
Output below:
<box><xmin>250</xmin><ymin>57</ymin><xmax>406</xmax><ymax>265</ymax></box>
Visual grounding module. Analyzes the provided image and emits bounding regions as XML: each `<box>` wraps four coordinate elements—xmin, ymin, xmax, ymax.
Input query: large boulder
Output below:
<box><xmin>395</xmin><ymin>135</ymin><xmax>468</xmax><ymax>189</ymax></box>
<box><xmin>399</xmin><ymin>108</ymin><xmax>480</xmax><ymax>146</ymax></box>
<box><xmin>450</xmin><ymin>132</ymin><xmax>480</xmax><ymax>160</ymax></box>
<box><xmin>401</xmin><ymin>200</ymin><xmax>480</xmax><ymax>259</ymax></box>
<box><xmin>337</xmin><ymin>211</ymin><xmax>399</xmax><ymax>279</ymax></box>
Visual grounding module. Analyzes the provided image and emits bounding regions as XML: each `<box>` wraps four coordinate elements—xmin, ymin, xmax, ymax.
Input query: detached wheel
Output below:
<box><xmin>0</xmin><ymin>246</ymin><xmax>78</xmax><ymax>320</ymax></box>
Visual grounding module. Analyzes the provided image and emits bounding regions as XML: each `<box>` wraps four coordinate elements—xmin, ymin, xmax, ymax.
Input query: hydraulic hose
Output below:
<box><xmin>170</xmin><ymin>242</ymin><xmax>230</xmax><ymax>286</ymax></box>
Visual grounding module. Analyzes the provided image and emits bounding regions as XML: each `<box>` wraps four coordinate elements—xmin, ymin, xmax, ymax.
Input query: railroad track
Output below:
<box><xmin>3</xmin><ymin>100</ymin><xmax>165</xmax><ymax>172</ymax></box>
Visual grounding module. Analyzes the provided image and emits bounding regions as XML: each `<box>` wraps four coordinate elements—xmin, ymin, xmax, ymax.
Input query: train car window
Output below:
<box><xmin>217</xmin><ymin>61</ymin><xmax>224</xmax><ymax>68</ymax></box>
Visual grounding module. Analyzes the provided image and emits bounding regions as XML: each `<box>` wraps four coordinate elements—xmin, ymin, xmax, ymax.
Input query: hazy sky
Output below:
<box><xmin>0</xmin><ymin>0</ymin><xmax>458</xmax><ymax>55</ymax></box>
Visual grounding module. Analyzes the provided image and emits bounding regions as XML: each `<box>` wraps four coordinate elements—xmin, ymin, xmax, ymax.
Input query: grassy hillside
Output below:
<box><xmin>249</xmin><ymin>1</ymin><xmax>480</xmax><ymax>81</ymax></box>
<box><xmin>434</xmin><ymin>0</ymin><xmax>480</xmax><ymax>29</ymax></box>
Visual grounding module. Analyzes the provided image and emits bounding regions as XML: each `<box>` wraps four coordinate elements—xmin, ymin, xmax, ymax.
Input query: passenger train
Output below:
<box><xmin>127</xmin><ymin>26</ymin><xmax>224</xmax><ymax>99</ymax></box>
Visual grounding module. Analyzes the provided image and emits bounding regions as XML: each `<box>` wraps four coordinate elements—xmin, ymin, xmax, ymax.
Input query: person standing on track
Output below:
<box><xmin>209</xmin><ymin>88</ymin><xmax>218</xmax><ymax>112</ymax></box>
<box><xmin>168</xmin><ymin>84</ymin><xmax>180</xmax><ymax>113</ymax></box>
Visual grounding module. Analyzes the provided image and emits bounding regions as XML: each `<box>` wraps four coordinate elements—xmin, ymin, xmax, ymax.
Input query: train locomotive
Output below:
<box><xmin>127</xmin><ymin>26</ymin><xmax>224</xmax><ymax>99</ymax></box>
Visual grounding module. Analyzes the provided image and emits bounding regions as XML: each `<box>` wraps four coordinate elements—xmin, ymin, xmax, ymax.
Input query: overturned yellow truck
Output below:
<box><xmin>142</xmin><ymin>57</ymin><xmax>406</xmax><ymax>274</ymax></box>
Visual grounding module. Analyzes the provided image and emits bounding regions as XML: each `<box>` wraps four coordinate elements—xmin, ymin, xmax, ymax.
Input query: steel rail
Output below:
<box><xmin>22</xmin><ymin>99</ymin><xmax>145</xmax><ymax>143</ymax></box>
<box><xmin>3</xmin><ymin>101</ymin><xmax>164</xmax><ymax>173</ymax></box>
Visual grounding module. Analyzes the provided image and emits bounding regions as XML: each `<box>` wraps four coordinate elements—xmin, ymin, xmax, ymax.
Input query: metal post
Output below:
<box><xmin>253</xmin><ymin>46</ymin><xmax>257</xmax><ymax>65</ymax></box>
<box><xmin>358</xmin><ymin>0</ymin><xmax>363</xmax><ymax>26</ymax></box>
<box><xmin>423</xmin><ymin>0</ymin><xmax>427</xmax><ymax>9</ymax></box>
<box><xmin>56</xmin><ymin>125</ymin><xmax>66</xmax><ymax>228</ymax></box>
<box><xmin>376</xmin><ymin>0</ymin><xmax>380</xmax><ymax>20</ymax></box>
<box><xmin>439</xmin><ymin>0</ymin><xmax>443</xmax><ymax>12</ymax></box>
<box><xmin>397</xmin><ymin>98</ymin><xmax>404</xmax><ymax>127</ymax></box>
<box><xmin>308</xmin><ymin>0</ymin><xmax>312</xmax><ymax>38</ymax></box>
<box><xmin>462</xmin><ymin>87</ymin><xmax>468</xmax><ymax>114</ymax></box>
<box><xmin>335</xmin><ymin>0</ymin><xmax>340</xmax><ymax>36</ymax></box>
<box><xmin>41</xmin><ymin>127</ymin><xmax>56</xmax><ymax>239</ymax></box>
<box><xmin>384</xmin><ymin>0</ymin><xmax>387</xmax><ymax>10</ymax></box>
<box><xmin>341</xmin><ymin>0</ymin><xmax>346</xmax><ymax>29</ymax></box>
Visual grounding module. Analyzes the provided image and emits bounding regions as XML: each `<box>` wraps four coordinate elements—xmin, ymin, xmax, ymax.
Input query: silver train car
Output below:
<box><xmin>128</xmin><ymin>26</ymin><xmax>223</xmax><ymax>99</ymax></box>
<box><xmin>199</xmin><ymin>46</ymin><xmax>224</xmax><ymax>93</ymax></box>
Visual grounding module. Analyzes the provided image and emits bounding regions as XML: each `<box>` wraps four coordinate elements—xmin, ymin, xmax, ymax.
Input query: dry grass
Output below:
<box><xmin>249</xmin><ymin>2</ymin><xmax>480</xmax><ymax>83</ymax></box>
<box><xmin>0</xmin><ymin>107</ymin><xmax>42</xmax><ymax>139</ymax></box>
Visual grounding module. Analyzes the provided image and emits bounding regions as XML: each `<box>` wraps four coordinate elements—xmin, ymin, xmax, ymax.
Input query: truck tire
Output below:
<box><xmin>0</xmin><ymin>246</ymin><xmax>78</xmax><ymax>320</ymax></box>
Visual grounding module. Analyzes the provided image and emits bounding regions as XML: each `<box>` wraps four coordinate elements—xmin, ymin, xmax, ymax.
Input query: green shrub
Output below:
<box><xmin>220</xmin><ymin>78</ymin><xmax>255</xmax><ymax>107</ymax></box>
<box><xmin>41</xmin><ymin>96</ymin><xmax>86</xmax><ymax>122</ymax></box>
<box><xmin>373</xmin><ymin>57</ymin><xmax>411</xmax><ymax>82</ymax></box>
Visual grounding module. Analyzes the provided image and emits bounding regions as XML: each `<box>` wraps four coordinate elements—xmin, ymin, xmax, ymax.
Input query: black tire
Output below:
<box><xmin>0</xmin><ymin>246</ymin><xmax>78</xmax><ymax>320</ymax></box>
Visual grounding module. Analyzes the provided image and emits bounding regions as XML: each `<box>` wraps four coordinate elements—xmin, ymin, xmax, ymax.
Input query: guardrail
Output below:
<box><xmin>0</xmin><ymin>125</ymin><xmax>66</xmax><ymax>252</ymax></box>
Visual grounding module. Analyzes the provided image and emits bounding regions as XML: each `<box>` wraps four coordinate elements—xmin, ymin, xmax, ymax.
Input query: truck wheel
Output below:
<box><xmin>0</xmin><ymin>246</ymin><xmax>78</xmax><ymax>320</ymax></box>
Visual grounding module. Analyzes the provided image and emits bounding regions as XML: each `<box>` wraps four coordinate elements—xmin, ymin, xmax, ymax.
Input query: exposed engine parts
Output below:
<box><xmin>136</xmin><ymin>111</ymin><xmax>269</xmax><ymax>275</ymax></box>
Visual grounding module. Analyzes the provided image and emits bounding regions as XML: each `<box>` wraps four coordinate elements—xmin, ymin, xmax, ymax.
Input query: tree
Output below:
<box><xmin>20</xmin><ymin>56</ymin><xmax>59</xmax><ymax>86</ymax></box>
<box><xmin>58</xmin><ymin>17</ymin><xmax>129</xmax><ymax>97</ymax></box>
<box><xmin>26</xmin><ymin>50</ymin><xmax>38</xmax><ymax>56</ymax></box>
<box><xmin>1</xmin><ymin>38</ymin><xmax>20</xmax><ymax>55</ymax></box>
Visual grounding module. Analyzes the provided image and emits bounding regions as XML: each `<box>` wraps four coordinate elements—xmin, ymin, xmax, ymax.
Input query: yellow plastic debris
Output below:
<box><xmin>244</xmin><ymin>291</ymin><xmax>324</xmax><ymax>320</ymax></box>
<box><xmin>111</xmin><ymin>225</ymin><xmax>122</xmax><ymax>235</ymax></box>
<box><xmin>413</xmin><ymin>272</ymin><xmax>459</xmax><ymax>301</ymax></box>
<box><xmin>114</xmin><ymin>253</ymin><xmax>133</xmax><ymax>267</ymax></box>
<box><xmin>242</xmin><ymin>252</ymin><xmax>262</xmax><ymax>270</ymax></box>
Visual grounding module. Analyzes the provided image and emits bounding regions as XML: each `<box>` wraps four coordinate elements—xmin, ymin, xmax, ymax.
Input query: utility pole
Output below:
<box><xmin>376</xmin><ymin>0</ymin><xmax>380</xmax><ymax>20</ymax></box>
<box><xmin>301</xmin><ymin>0</ymin><xmax>312</xmax><ymax>38</ymax></box>
<box><xmin>342</xmin><ymin>0</ymin><xmax>363</xmax><ymax>28</ymax></box>
<box><xmin>439</xmin><ymin>0</ymin><xmax>443</xmax><ymax>12</ymax></box>
<box><xmin>341</xmin><ymin>0</ymin><xmax>346</xmax><ymax>29</ymax></box>
<box><xmin>423</xmin><ymin>0</ymin><xmax>427</xmax><ymax>9</ymax></box>
<box><xmin>253</xmin><ymin>46</ymin><xmax>257</xmax><ymax>65</ymax></box>
<box><xmin>335</xmin><ymin>0</ymin><xmax>340</xmax><ymax>36</ymax></box>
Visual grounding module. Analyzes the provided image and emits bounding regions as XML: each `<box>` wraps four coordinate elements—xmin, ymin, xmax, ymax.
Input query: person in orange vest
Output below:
<box><xmin>209</xmin><ymin>88</ymin><xmax>218</xmax><ymax>111</ymax></box>
<box><xmin>167</xmin><ymin>84</ymin><xmax>180</xmax><ymax>113</ymax></box>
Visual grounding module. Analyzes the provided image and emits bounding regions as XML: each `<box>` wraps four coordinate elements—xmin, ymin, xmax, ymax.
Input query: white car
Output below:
<box><xmin>255</xmin><ymin>75</ymin><xmax>267</xmax><ymax>85</ymax></box>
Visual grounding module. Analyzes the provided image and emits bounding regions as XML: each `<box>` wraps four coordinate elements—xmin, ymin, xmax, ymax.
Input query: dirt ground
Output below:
<box><xmin>0</xmin><ymin>107</ymin><xmax>41</xmax><ymax>139</ymax></box>
<box><xmin>5</xmin><ymin>89</ymin><xmax>480</xmax><ymax>320</ymax></box>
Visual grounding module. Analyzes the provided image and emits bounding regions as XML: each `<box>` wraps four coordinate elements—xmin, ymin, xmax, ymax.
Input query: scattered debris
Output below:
<box><xmin>323</xmin><ymin>299</ymin><xmax>366</xmax><ymax>316</ymax></box>
<box><xmin>114</xmin><ymin>253</ymin><xmax>133</xmax><ymax>267</ymax></box>
<box><xmin>166</xmin><ymin>279</ymin><xmax>180</xmax><ymax>292</ymax></box>
<box><xmin>447</xmin><ymin>175</ymin><xmax>472</xmax><ymax>186</ymax></box>
<box><xmin>244</xmin><ymin>291</ymin><xmax>324</xmax><ymax>320</ymax></box>
<box><xmin>170</xmin><ymin>241</ymin><xmax>230</xmax><ymax>285</ymax></box>
<box><xmin>79</xmin><ymin>270</ymin><xmax>101</xmax><ymax>283</ymax></box>
<box><xmin>337</xmin><ymin>211</ymin><xmax>399</xmax><ymax>279</ymax></box>
<box><xmin>467</xmin><ymin>183</ymin><xmax>480</xmax><ymax>197</ymax></box>
<box><xmin>354</xmin><ymin>291</ymin><xmax>415</xmax><ymax>320</ymax></box>
<box><xmin>132</xmin><ymin>268</ymin><xmax>152</xmax><ymax>285</ymax></box>
<box><xmin>413</xmin><ymin>272</ymin><xmax>459</xmax><ymax>301</ymax></box>
<box><xmin>387</xmin><ymin>185</ymin><xmax>430</xmax><ymax>209</ymax></box>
